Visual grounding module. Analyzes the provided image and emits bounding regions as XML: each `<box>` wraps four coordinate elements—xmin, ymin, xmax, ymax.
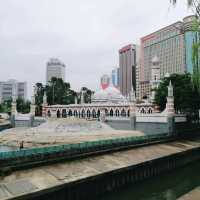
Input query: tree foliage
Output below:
<box><xmin>80</xmin><ymin>87</ymin><xmax>93</xmax><ymax>103</ymax></box>
<box><xmin>0</xmin><ymin>98</ymin><xmax>30</xmax><ymax>114</ymax></box>
<box><xmin>0</xmin><ymin>100</ymin><xmax>12</xmax><ymax>114</ymax></box>
<box><xmin>154</xmin><ymin>73</ymin><xmax>200</xmax><ymax>113</ymax></box>
<box><xmin>16</xmin><ymin>98</ymin><xmax>31</xmax><ymax>114</ymax></box>
<box><xmin>45</xmin><ymin>77</ymin><xmax>76</xmax><ymax>105</ymax></box>
<box><xmin>35</xmin><ymin>83</ymin><xmax>45</xmax><ymax>116</ymax></box>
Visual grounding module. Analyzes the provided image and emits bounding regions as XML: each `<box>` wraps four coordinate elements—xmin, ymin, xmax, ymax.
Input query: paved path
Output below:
<box><xmin>0</xmin><ymin>138</ymin><xmax>200</xmax><ymax>200</ymax></box>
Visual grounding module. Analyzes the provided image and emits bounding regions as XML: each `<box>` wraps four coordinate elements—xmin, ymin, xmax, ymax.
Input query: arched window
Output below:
<box><xmin>97</xmin><ymin>110</ymin><xmax>100</xmax><ymax>118</ymax></box>
<box><xmin>57</xmin><ymin>110</ymin><xmax>61</xmax><ymax>118</ymax></box>
<box><xmin>121</xmin><ymin>109</ymin><xmax>126</xmax><ymax>117</ymax></box>
<box><xmin>141</xmin><ymin>108</ymin><xmax>145</xmax><ymax>114</ymax></box>
<box><xmin>81</xmin><ymin>110</ymin><xmax>85</xmax><ymax>118</ymax></box>
<box><xmin>74</xmin><ymin>110</ymin><xmax>78</xmax><ymax>117</ymax></box>
<box><xmin>62</xmin><ymin>109</ymin><xmax>67</xmax><ymax>118</ymax></box>
<box><xmin>87</xmin><ymin>110</ymin><xmax>91</xmax><ymax>118</ymax></box>
<box><xmin>92</xmin><ymin>109</ymin><xmax>96</xmax><ymax>118</ymax></box>
<box><xmin>68</xmin><ymin>110</ymin><xmax>72</xmax><ymax>116</ymax></box>
<box><xmin>148</xmin><ymin>108</ymin><xmax>153</xmax><ymax>114</ymax></box>
<box><xmin>115</xmin><ymin>109</ymin><xmax>120</xmax><ymax>117</ymax></box>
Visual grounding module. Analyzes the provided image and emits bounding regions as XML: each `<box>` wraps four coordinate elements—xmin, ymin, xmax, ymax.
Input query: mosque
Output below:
<box><xmin>42</xmin><ymin>58</ymin><xmax>160</xmax><ymax>119</ymax></box>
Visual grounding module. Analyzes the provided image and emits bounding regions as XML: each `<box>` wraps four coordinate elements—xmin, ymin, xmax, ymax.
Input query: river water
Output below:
<box><xmin>98</xmin><ymin>161</ymin><xmax>200</xmax><ymax>200</ymax></box>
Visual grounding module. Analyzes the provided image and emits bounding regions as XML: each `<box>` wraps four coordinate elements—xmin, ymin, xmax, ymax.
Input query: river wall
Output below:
<box><xmin>10</xmin><ymin>140</ymin><xmax>200</xmax><ymax>200</ymax></box>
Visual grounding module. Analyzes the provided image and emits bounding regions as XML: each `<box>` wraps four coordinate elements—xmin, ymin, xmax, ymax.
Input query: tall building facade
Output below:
<box><xmin>0</xmin><ymin>80</ymin><xmax>27</xmax><ymax>103</ymax></box>
<box><xmin>139</xmin><ymin>15</ymin><xmax>197</xmax><ymax>99</ymax></box>
<box><xmin>46</xmin><ymin>58</ymin><xmax>66</xmax><ymax>83</ymax></box>
<box><xmin>111</xmin><ymin>68</ymin><xmax>120</xmax><ymax>88</ymax></box>
<box><xmin>184</xmin><ymin>15</ymin><xmax>199</xmax><ymax>73</ymax></box>
<box><xmin>119</xmin><ymin>44</ymin><xmax>137</xmax><ymax>96</ymax></box>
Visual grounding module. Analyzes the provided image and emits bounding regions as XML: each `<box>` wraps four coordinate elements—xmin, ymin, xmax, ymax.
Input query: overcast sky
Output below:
<box><xmin>0</xmin><ymin>0</ymin><xmax>193</xmax><ymax>98</ymax></box>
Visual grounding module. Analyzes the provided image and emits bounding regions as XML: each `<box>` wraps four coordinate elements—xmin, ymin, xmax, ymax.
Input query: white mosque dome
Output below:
<box><xmin>152</xmin><ymin>55</ymin><xmax>159</xmax><ymax>64</ymax></box>
<box><xmin>92</xmin><ymin>85</ymin><xmax>127</xmax><ymax>104</ymax></box>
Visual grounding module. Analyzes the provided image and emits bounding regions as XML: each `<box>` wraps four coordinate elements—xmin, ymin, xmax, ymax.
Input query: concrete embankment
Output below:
<box><xmin>178</xmin><ymin>187</ymin><xmax>200</xmax><ymax>200</ymax></box>
<box><xmin>1</xmin><ymin>138</ymin><xmax>200</xmax><ymax>200</ymax></box>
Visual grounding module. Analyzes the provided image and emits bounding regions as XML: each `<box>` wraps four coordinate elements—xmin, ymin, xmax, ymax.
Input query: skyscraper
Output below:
<box><xmin>111</xmin><ymin>68</ymin><xmax>119</xmax><ymax>88</ymax></box>
<box><xmin>119</xmin><ymin>44</ymin><xmax>137</xmax><ymax>96</ymax></box>
<box><xmin>46</xmin><ymin>58</ymin><xmax>66</xmax><ymax>83</ymax></box>
<box><xmin>139</xmin><ymin>15</ymin><xmax>197</xmax><ymax>99</ymax></box>
<box><xmin>0</xmin><ymin>80</ymin><xmax>27</xmax><ymax>103</ymax></box>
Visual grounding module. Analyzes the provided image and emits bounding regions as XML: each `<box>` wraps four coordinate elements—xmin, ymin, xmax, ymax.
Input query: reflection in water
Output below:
<box><xmin>98</xmin><ymin>162</ymin><xmax>200</xmax><ymax>200</ymax></box>
<box><xmin>165</xmin><ymin>189</ymin><xmax>176</xmax><ymax>200</ymax></box>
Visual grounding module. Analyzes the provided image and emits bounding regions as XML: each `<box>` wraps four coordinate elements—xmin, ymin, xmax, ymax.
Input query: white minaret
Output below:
<box><xmin>30</xmin><ymin>86</ymin><xmax>36</xmax><ymax>116</ymax></box>
<box><xmin>166</xmin><ymin>81</ymin><xmax>175</xmax><ymax>116</ymax></box>
<box><xmin>42</xmin><ymin>91</ymin><xmax>48</xmax><ymax>117</ymax></box>
<box><xmin>74</xmin><ymin>95</ymin><xmax>78</xmax><ymax>104</ymax></box>
<box><xmin>11</xmin><ymin>83</ymin><xmax>17</xmax><ymax>115</ymax></box>
<box><xmin>150</xmin><ymin>55</ymin><xmax>161</xmax><ymax>102</ymax></box>
<box><xmin>80</xmin><ymin>90</ymin><xmax>85</xmax><ymax>104</ymax></box>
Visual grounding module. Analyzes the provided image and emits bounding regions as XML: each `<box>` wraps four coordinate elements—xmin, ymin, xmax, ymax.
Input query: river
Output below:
<box><xmin>98</xmin><ymin>161</ymin><xmax>200</xmax><ymax>200</ymax></box>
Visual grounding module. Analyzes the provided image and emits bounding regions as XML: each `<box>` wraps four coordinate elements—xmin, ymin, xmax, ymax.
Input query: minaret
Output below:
<box><xmin>80</xmin><ymin>90</ymin><xmax>85</xmax><ymax>104</ymax></box>
<box><xmin>74</xmin><ymin>95</ymin><xmax>78</xmax><ymax>104</ymax></box>
<box><xmin>42</xmin><ymin>91</ymin><xmax>48</xmax><ymax>117</ymax></box>
<box><xmin>150</xmin><ymin>56</ymin><xmax>161</xmax><ymax>102</ymax></box>
<box><xmin>30</xmin><ymin>86</ymin><xmax>36</xmax><ymax>116</ymax></box>
<box><xmin>129</xmin><ymin>87</ymin><xmax>136</xmax><ymax>102</ymax></box>
<box><xmin>11</xmin><ymin>84</ymin><xmax>17</xmax><ymax>116</ymax></box>
<box><xmin>166</xmin><ymin>81</ymin><xmax>175</xmax><ymax>116</ymax></box>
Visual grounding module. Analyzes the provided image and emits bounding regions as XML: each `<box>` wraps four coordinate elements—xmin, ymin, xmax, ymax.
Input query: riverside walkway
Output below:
<box><xmin>1</xmin><ymin>138</ymin><xmax>200</xmax><ymax>200</ymax></box>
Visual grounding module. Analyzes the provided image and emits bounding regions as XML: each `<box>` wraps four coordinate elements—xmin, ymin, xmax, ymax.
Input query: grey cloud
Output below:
<box><xmin>0</xmin><ymin>0</ymin><xmax>193</xmax><ymax>97</ymax></box>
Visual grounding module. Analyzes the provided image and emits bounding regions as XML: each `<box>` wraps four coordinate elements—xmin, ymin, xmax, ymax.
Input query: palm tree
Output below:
<box><xmin>171</xmin><ymin>0</ymin><xmax>200</xmax><ymax>17</ymax></box>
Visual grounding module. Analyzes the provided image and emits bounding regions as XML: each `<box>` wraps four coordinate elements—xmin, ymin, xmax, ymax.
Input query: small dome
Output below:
<box><xmin>152</xmin><ymin>56</ymin><xmax>159</xmax><ymax>65</ymax></box>
<box><xmin>92</xmin><ymin>85</ymin><xmax>127</xmax><ymax>104</ymax></box>
<box><xmin>164</xmin><ymin>73</ymin><xmax>170</xmax><ymax>78</ymax></box>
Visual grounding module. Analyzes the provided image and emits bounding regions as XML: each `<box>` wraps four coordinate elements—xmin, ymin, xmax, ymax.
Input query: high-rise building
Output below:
<box><xmin>46</xmin><ymin>58</ymin><xmax>66</xmax><ymax>83</ymax></box>
<box><xmin>100</xmin><ymin>74</ymin><xmax>110</xmax><ymax>90</ymax></box>
<box><xmin>111</xmin><ymin>68</ymin><xmax>119</xmax><ymax>88</ymax></box>
<box><xmin>119</xmin><ymin>44</ymin><xmax>137</xmax><ymax>96</ymax></box>
<box><xmin>0</xmin><ymin>80</ymin><xmax>27</xmax><ymax>103</ymax></box>
<box><xmin>139</xmin><ymin>15</ymin><xmax>197</xmax><ymax>99</ymax></box>
<box><xmin>184</xmin><ymin>15</ymin><xmax>199</xmax><ymax>73</ymax></box>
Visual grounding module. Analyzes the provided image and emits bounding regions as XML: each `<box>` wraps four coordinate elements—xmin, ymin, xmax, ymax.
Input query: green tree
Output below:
<box><xmin>16</xmin><ymin>98</ymin><xmax>31</xmax><ymax>114</ymax></box>
<box><xmin>81</xmin><ymin>87</ymin><xmax>93</xmax><ymax>103</ymax></box>
<box><xmin>35</xmin><ymin>83</ymin><xmax>45</xmax><ymax>116</ymax></box>
<box><xmin>0</xmin><ymin>100</ymin><xmax>12</xmax><ymax>114</ymax></box>
<box><xmin>154</xmin><ymin>73</ymin><xmax>200</xmax><ymax>113</ymax></box>
<box><xmin>46</xmin><ymin>77</ymin><xmax>76</xmax><ymax>105</ymax></box>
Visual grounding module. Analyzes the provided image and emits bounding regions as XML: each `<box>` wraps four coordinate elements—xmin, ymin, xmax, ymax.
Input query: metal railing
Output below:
<box><xmin>0</xmin><ymin>133</ymin><xmax>169</xmax><ymax>160</ymax></box>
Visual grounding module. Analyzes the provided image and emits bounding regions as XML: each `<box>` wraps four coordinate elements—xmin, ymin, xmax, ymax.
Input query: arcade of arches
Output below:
<box><xmin>44</xmin><ymin>104</ymin><xmax>154</xmax><ymax>118</ymax></box>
